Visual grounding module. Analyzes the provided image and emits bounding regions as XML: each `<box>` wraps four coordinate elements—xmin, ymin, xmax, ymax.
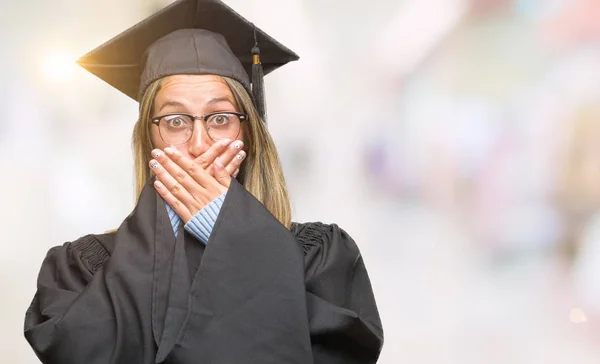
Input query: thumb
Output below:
<box><xmin>213</xmin><ymin>157</ymin><xmax>231</xmax><ymax>188</ymax></box>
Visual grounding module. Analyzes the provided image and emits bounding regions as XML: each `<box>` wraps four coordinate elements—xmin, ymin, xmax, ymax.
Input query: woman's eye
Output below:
<box><xmin>165</xmin><ymin>116</ymin><xmax>187</xmax><ymax>128</ymax></box>
<box><xmin>209</xmin><ymin>114</ymin><xmax>230</xmax><ymax>126</ymax></box>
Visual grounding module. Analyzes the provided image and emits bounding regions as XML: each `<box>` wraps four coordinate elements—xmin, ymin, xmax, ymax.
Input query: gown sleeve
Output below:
<box><xmin>294</xmin><ymin>222</ymin><xmax>384</xmax><ymax>364</ymax></box>
<box><xmin>24</xmin><ymin>233</ymin><xmax>155</xmax><ymax>363</ymax></box>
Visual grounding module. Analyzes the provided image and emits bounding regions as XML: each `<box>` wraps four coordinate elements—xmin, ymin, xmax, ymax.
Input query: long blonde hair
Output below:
<box><xmin>131</xmin><ymin>76</ymin><xmax>292</xmax><ymax>228</ymax></box>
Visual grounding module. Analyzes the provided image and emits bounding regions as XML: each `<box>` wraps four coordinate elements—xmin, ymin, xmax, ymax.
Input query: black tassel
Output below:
<box><xmin>251</xmin><ymin>29</ymin><xmax>266</xmax><ymax>122</ymax></box>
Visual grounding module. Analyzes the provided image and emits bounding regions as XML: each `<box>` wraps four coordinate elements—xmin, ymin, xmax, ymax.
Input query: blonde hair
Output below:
<box><xmin>131</xmin><ymin>76</ymin><xmax>292</xmax><ymax>228</ymax></box>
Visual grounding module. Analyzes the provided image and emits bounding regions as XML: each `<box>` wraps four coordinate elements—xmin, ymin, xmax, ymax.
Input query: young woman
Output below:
<box><xmin>24</xmin><ymin>0</ymin><xmax>384</xmax><ymax>363</ymax></box>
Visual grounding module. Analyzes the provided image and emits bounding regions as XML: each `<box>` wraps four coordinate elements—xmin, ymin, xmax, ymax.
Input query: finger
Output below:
<box><xmin>232</xmin><ymin>168</ymin><xmax>240</xmax><ymax>178</ymax></box>
<box><xmin>224</xmin><ymin>150</ymin><xmax>246</xmax><ymax>176</ymax></box>
<box><xmin>157</xmin><ymin>147</ymin><xmax>212</xmax><ymax>196</ymax></box>
<box><xmin>195</xmin><ymin>138</ymin><xmax>234</xmax><ymax>169</ymax></box>
<box><xmin>213</xmin><ymin>157</ymin><xmax>232</xmax><ymax>188</ymax></box>
<box><xmin>153</xmin><ymin>180</ymin><xmax>193</xmax><ymax>222</ymax></box>
<box><xmin>206</xmin><ymin>140</ymin><xmax>245</xmax><ymax>177</ymax></box>
<box><xmin>150</xmin><ymin>158</ymin><xmax>203</xmax><ymax>214</ymax></box>
<box><xmin>217</xmin><ymin>139</ymin><xmax>244</xmax><ymax>169</ymax></box>
<box><xmin>162</xmin><ymin>147</ymin><xmax>214</xmax><ymax>189</ymax></box>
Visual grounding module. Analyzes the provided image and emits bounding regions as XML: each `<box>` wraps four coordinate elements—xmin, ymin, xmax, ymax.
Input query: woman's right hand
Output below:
<box><xmin>193</xmin><ymin>139</ymin><xmax>246</xmax><ymax>178</ymax></box>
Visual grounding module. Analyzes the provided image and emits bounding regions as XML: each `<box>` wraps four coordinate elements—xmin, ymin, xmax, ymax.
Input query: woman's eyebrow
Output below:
<box><xmin>158</xmin><ymin>100</ymin><xmax>187</xmax><ymax>113</ymax></box>
<box><xmin>206</xmin><ymin>96</ymin><xmax>236</xmax><ymax>107</ymax></box>
<box><xmin>158</xmin><ymin>97</ymin><xmax>236</xmax><ymax>113</ymax></box>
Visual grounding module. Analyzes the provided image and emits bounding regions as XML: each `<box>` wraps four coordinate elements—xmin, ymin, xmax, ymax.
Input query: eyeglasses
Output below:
<box><xmin>151</xmin><ymin>112</ymin><xmax>247</xmax><ymax>145</ymax></box>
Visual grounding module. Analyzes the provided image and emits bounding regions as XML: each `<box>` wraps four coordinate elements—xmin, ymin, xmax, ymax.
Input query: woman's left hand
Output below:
<box><xmin>149</xmin><ymin>147</ymin><xmax>231</xmax><ymax>222</ymax></box>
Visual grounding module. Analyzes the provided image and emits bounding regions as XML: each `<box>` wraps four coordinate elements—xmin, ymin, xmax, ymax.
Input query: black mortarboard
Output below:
<box><xmin>77</xmin><ymin>0</ymin><xmax>299</xmax><ymax>118</ymax></box>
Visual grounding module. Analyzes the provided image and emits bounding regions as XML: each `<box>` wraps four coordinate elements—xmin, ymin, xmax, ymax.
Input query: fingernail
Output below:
<box><xmin>152</xmin><ymin>150</ymin><xmax>161</xmax><ymax>158</ymax></box>
<box><xmin>221</xmin><ymin>138</ymin><xmax>232</xmax><ymax>146</ymax></box>
<box><xmin>236</xmin><ymin>152</ymin><xmax>244</xmax><ymax>160</ymax></box>
<box><xmin>234</xmin><ymin>141</ymin><xmax>243</xmax><ymax>149</ymax></box>
<box><xmin>164</xmin><ymin>147</ymin><xmax>175</xmax><ymax>155</ymax></box>
<box><xmin>232</xmin><ymin>169</ymin><xmax>239</xmax><ymax>178</ymax></box>
<box><xmin>154</xmin><ymin>180</ymin><xmax>164</xmax><ymax>188</ymax></box>
<box><xmin>215</xmin><ymin>157</ymin><xmax>224</xmax><ymax>168</ymax></box>
<box><xmin>150</xmin><ymin>161</ymin><xmax>159</xmax><ymax>169</ymax></box>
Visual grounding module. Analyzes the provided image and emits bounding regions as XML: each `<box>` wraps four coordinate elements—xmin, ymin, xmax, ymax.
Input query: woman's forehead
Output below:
<box><xmin>155</xmin><ymin>74</ymin><xmax>236</xmax><ymax>108</ymax></box>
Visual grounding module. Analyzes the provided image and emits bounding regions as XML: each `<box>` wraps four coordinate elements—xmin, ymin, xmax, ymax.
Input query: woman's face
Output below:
<box><xmin>150</xmin><ymin>74</ymin><xmax>244</xmax><ymax>159</ymax></box>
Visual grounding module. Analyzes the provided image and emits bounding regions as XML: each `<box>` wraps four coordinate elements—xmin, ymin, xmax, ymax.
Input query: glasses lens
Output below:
<box><xmin>159</xmin><ymin>114</ymin><xmax>193</xmax><ymax>145</ymax></box>
<box><xmin>206</xmin><ymin>113</ymin><xmax>241</xmax><ymax>141</ymax></box>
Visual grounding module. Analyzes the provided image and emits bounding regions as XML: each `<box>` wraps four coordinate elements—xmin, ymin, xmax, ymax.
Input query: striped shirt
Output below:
<box><xmin>166</xmin><ymin>192</ymin><xmax>226</xmax><ymax>244</ymax></box>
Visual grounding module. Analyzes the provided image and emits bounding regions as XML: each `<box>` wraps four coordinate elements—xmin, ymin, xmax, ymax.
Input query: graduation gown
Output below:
<box><xmin>24</xmin><ymin>179</ymin><xmax>383</xmax><ymax>363</ymax></box>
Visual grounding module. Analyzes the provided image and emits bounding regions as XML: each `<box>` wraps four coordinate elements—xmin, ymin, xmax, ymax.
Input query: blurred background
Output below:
<box><xmin>2</xmin><ymin>0</ymin><xmax>600</xmax><ymax>362</ymax></box>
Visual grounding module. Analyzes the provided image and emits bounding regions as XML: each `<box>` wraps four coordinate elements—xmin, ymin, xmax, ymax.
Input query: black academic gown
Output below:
<box><xmin>24</xmin><ymin>179</ymin><xmax>383</xmax><ymax>364</ymax></box>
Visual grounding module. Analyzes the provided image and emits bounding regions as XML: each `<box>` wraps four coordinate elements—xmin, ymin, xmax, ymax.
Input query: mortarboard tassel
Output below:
<box><xmin>251</xmin><ymin>28</ymin><xmax>266</xmax><ymax>121</ymax></box>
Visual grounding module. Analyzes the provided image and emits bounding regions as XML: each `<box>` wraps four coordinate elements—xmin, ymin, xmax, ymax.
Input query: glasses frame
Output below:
<box><xmin>151</xmin><ymin>111</ymin><xmax>248</xmax><ymax>145</ymax></box>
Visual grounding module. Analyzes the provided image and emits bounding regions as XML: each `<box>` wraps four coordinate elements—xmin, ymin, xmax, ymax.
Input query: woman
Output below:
<box><xmin>23</xmin><ymin>0</ymin><xmax>384</xmax><ymax>363</ymax></box>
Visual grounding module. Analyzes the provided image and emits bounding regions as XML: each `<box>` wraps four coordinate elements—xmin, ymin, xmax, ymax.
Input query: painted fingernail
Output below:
<box><xmin>150</xmin><ymin>161</ymin><xmax>159</xmax><ymax>169</ymax></box>
<box><xmin>237</xmin><ymin>152</ymin><xmax>245</xmax><ymax>160</ymax></box>
<box><xmin>164</xmin><ymin>147</ymin><xmax>175</xmax><ymax>155</ymax></box>
<box><xmin>154</xmin><ymin>180</ymin><xmax>164</xmax><ymax>188</ymax></box>
<box><xmin>234</xmin><ymin>142</ymin><xmax>243</xmax><ymax>149</ymax></box>
<box><xmin>153</xmin><ymin>150</ymin><xmax>161</xmax><ymax>158</ymax></box>
<box><xmin>232</xmin><ymin>169</ymin><xmax>239</xmax><ymax>178</ymax></box>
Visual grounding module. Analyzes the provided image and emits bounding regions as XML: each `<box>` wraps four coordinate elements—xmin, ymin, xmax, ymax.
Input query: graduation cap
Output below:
<box><xmin>77</xmin><ymin>0</ymin><xmax>299</xmax><ymax>119</ymax></box>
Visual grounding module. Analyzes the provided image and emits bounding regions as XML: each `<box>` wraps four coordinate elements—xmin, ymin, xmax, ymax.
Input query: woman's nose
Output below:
<box><xmin>187</xmin><ymin>122</ymin><xmax>211</xmax><ymax>158</ymax></box>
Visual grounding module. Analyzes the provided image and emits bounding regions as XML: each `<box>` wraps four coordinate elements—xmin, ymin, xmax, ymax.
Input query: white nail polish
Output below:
<box><xmin>234</xmin><ymin>143</ymin><xmax>241</xmax><ymax>149</ymax></box>
<box><xmin>151</xmin><ymin>162</ymin><xmax>158</xmax><ymax>169</ymax></box>
<box><xmin>153</xmin><ymin>151</ymin><xmax>161</xmax><ymax>158</ymax></box>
